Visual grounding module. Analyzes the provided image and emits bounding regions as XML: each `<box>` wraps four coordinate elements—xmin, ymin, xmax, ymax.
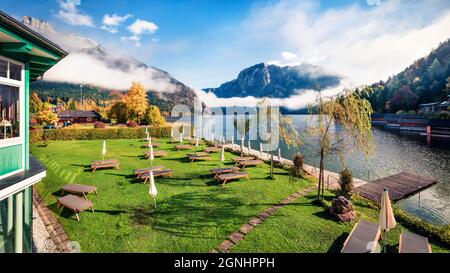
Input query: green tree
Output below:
<box><xmin>109</xmin><ymin>102</ymin><xmax>129</xmax><ymax>123</ymax></box>
<box><xmin>306</xmin><ymin>89</ymin><xmax>374</xmax><ymax>201</ymax></box>
<box><xmin>30</xmin><ymin>92</ymin><xmax>43</xmax><ymax>114</ymax></box>
<box><xmin>143</xmin><ymin>105</ymin><xmax>165</xmax><ymax>126</ymax></box>
<box><xmin>67</xmin><ymin>98</ymin><xmax>77</xmax><ymax>110</ymax></box>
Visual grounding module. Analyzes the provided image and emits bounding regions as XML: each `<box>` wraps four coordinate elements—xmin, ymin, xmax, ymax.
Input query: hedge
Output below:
<box><xmin>30</xmin><ymin>126</ymin><xmax>171</xmax><ymax>143</ymax></box>
<box><xmin>394</xmin><ymin>207</ymin><xmax>450</xmax><ymax>248</ymax></box>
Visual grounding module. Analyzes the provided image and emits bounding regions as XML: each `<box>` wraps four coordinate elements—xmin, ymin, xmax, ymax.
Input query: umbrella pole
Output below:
<box><xmin>382</xmin><ymin>230</ymin><xmax>387</xmax><ymax>253</ymax></box>
<box><xmin>153</xmin><ymin>196</ymin><xmax>157</xmax><ymax>209</ymax></box>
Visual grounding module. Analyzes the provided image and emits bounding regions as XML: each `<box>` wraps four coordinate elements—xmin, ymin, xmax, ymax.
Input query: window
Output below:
<box><xmin>0</xmin><ymin>59</ymin><xmax>6</xmax><ymax>78</ymax></box>
<box><xmin>9</xmin><ymin>63</ymin><xmax>21</xmax><ymax>81</ymax></box>
<box><xmin>0</xmin><ymin>84</ymin><xmax>20</xmax><ymax>139</ymax></box>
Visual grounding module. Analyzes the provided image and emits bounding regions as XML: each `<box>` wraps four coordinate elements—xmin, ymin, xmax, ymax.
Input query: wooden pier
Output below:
<box><xmin>355</xmin><ymin>172</ymin><xmax>438</xmax><ymax>205</ymax></box>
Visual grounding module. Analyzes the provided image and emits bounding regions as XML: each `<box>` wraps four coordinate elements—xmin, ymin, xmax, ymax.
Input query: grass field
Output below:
<box><xmin>31</xmin><ymin>139</ymin><xmax>449</xmax><ymax>253</ymax></box>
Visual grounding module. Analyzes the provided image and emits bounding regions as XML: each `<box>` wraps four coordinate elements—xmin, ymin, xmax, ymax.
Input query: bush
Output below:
<box><xmin>94</xmin><ymin>121</ymin><xmax>106</xmax><ymax>128</ymax></box>
<box><xmin>127</xmin><ymin>120</ymin><xmax>139</xmax><ymax>128</ymax></box>
<box><xmin>337</xmin><ymin>169</ymin><xmax>354</xmax><ymax>199</ymax></box>
<box><xmin>30</xmin><ymin>126</ymin><xmax>171</xmax><ymax>143</ymax></box>
<box><xmin>290</xmin><ymin>153</ymin><xmax>304</xmax><ymax>181</ymax></box>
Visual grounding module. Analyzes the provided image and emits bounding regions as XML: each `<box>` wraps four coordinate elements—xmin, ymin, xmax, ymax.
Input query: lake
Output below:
<box><xmin>199</xmin><ymin>114</ymin><xmax>450</xmax><ymax>224</ymax></box>
<box><xmin>280</xmin><ymin>115</ymin><xmax>450</xmax><ymax>225</ymax></box>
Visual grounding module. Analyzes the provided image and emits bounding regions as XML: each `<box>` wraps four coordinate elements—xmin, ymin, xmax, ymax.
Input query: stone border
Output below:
<box><xmin>211</xmin><ymin>186</ymin><xmax>316</xmax><ymax>253</ymax></box>
<box><xmin>32</xmin><ymin>187</ymin><xmax>71</xmax><ymax>253</ymax></box>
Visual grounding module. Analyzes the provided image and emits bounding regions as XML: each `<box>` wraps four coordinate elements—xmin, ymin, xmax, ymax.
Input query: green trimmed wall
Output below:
<box><xmin>0</xmin><ymin>144</ymin><xmax>22</xmax><ymax>176</ymax></box>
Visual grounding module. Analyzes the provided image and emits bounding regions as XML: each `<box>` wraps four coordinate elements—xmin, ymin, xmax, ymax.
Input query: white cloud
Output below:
<box><xmin>127</xmin><ymin>19</ymin><xmax>158</xmax><ymax>35</ymax></box>
<box><xmin>56</xmin><ymin>0</ymin><xmax>95</xmax><ymax>27</ymax></box>
<box><xmin>122</xmin><ymin>19</ymin><xmax>158</xmax><ymax>46</ymax></box>
<box><xmin>100</xmin><ymin>13</ymin><xmax>133</xmax><ymax>33</ymax></box>
<box><xmin>100</xmin><ymin>25</ymin><xmax>118</xmax><ymax>33</ymax></box>
<box><xmin>102</xmin><ymin>13</ymin><xmax>133</xmax><ymax>26</ymax></box>
<box><xmin>45</xmin><ymin>52</ymin><xmax>179</xmax><ymax>93</ymax></box>
<box><xmin>243</xmin><ymin>0</ymin><xmax>450</xmax><ymax>85</ymax></box>
<box><xmin>268</xmin><ymin>51</ymin><xmax>303</xmax><ymax>66</ymax></box>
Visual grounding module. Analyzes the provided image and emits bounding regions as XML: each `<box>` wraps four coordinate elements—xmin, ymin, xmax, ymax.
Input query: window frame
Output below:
<box><xmin>0</xmin><ymin>55</ymin><xmax>25</xmax><ymax>176</ymax></box>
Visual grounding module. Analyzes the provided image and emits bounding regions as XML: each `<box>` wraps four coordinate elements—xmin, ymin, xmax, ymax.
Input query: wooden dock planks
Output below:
<box><xmin>355</xmin><ymin>172</ymin><xmax>437</xmax><ymax>205</ymax></box>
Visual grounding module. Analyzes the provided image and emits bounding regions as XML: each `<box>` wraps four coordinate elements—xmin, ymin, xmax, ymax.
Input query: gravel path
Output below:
<box><xmin>32</xmin><ymin>204</ymin><xmax>59</xmax><ymax>253</ymax></box>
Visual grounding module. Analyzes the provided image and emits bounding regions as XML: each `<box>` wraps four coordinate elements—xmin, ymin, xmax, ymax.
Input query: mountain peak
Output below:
<box><xmin>22</xmin><ymin>16</ymin><xmax>55</xmax><ymax>33</ymax></box>
<box><xmin>204</xmin><ymin>62</ymin><xmax>342</xmax><ymax>99</ymax></box>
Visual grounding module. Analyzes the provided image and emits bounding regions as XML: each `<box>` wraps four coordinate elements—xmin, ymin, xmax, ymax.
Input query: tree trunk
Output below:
<box><xmin>318</xmin><ymin>149</ymin><xmax>325</xmax><ymax>200</ymax></box>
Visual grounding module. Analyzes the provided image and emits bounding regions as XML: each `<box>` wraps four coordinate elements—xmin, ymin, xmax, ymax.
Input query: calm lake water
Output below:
<box><xmin>281</xmin><ymin>115</ymin><xmax>450</xmax><ymax>225</ymax></box>
<box><xmin>200</xmin><ymin>114</ymin><xmax>450</xmax><ymax>224</ymax></box>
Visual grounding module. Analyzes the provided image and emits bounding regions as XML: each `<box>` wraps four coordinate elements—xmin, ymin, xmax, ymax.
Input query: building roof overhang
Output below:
<box><xmin>0</xmin><ymin>10</ymin><xmax>67</xmax><ymax>80</ymax></box>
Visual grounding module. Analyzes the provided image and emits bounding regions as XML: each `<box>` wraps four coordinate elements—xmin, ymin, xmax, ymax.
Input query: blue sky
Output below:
<box><xmin>1</xmin><ymin>0</ymin><xmax>450</xmax><ymax>101</ymax></box>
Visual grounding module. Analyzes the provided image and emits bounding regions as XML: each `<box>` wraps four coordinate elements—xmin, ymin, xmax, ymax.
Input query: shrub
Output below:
<box><xmin>337</xmin><ymin>168</ymin><xmax>354</xmax><ymax>199</ymax></box>
<box><xmin>127</xmin><ymin>120</ymin><xmax>139</xmax><ymax>128</ymax></box>
<box><xmin>94</xmin><ymin>121</ymin><xmax>106</xmax><ymax>128</ymax></box>
<box><xmin>290</xmin><ymin>153</ymin><xmax>304</xmax><ymax>181</ymax></box>
<box><xmin>29</xmin><ymin>126</ymin><xmax>171</xmax><ymax>143</ymax></box>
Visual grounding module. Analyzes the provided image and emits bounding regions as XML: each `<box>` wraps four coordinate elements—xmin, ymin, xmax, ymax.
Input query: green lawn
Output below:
<box><xmin>31</xmin><ymin>139</ymin><xmax>449</xmax><ymax>253</ymax></box>
<box><xmin>231</xmin><ymin>192</ymin><xmax>450</xmax><ymax>253</ymax></box>
<box><xmin>31</xmin><ymin>139</ymin><xmax>311</xmax><ymax>252</ymax></box>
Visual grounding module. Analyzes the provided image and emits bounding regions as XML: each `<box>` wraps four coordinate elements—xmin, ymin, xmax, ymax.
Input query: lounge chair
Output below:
<box><xmin>57</xmin><ymin>194</ymin><xmax>94</xmax><ymax>221</ymax></box>
<box><xmin>341</xmin><ymin>220</ymin><xmax>381</xmax><ymax>253</ymax></box>
<box><xmin>140</xmin><ymin>169</ymin><xmax>174</xmax><ymax>183</ymax></box>
<box><xmin>61</xmin><ymin>184</ymin><xmax>98</xmax><ymax>199</ymax></box>
<box><xmin>144</xmin><ymin>150</ymin><xmax>168</xmax><ymax>158</ymax></box>
<box><xmin>204</xmin><ymin>146</ymin><xmax>221</xmax><ymax>153</ymax></box>
<box><xmin>217</xmin><ymin>172</ymin><xmax>249</xmax><ymax>186</ymax></box>
<box><xmin>232</xmin><ymin>156</ymin><xmax>255</xmax><ymax>164</ymax></box>
<box><xmin>175</xmin><ymin>144</ymin><xmax>192</xmax><ymax>151</ymax></box>
<box><xmin>90</xmin><ymin>159</ymin><xmax>120</xmax><ymax>172</ymax></box>
<box><xmin>238</xmin><ymin>159</ymin><xmax>263</xmax><ymax>168</ymax></box>
<box><xmin>134</xmin><ymin>165</ymin><xmax>164</xmax><ymax>178</ymax></box>
<box><xmin>189</xmin><ymin>139</ymin><xmax>205</xmax><ymax>145</ymax></box>
<box><xmin>187</xmin><ymin>152</ymin><xmax>212</xmax><ymax>162</ymax></box>
<box><xmin>399</xmin><ymin>230</ymin><xmax>432</xmax><ymax>253</ymax></box>
<box><xmin>210</xmin><ymin>166</ymin><xmax>240</xmax><ymax>179</ymax></box>
<box><xmin>143</xmin><ymin>142</ymin><xmax>161</xmax><ymax>148</ymax></box>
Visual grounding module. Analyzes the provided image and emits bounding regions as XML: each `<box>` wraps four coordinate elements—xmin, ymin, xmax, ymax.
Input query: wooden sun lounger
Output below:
<box><xmin>57</xmin><ymin>194</ymin><xmax>94</xmax><ymax>221</ymax></box>
<box><xmin>232</xmin><ymin>156</ymin><xmax>255</xmax><ymax>164</ymax></box>
<box><xmin>61</xmin><ymin>184</ymin><xmax>98</xmax><ymax>199</ymax></box>
<box><xmin>134</xmin><ymin>165</ymin><xmax>164</xmax><ymax>177</ymax></box>
<box><xmin>189</xmin><ymin>139</ymin><xmax>205</xmax><ymax>145</ymax></box>
<box><xmin>141</xmin><ymin>137</ymin><xmax>157</xmax><ymax>142</ymax></box>
<box><xmin>140</xmin><ymin>169</ymin><xmax>174</xmax><ymax>183</ymax></box>
<box><xmin>217</xmin><ymin>172</ymin><xmax>249</xmax><ymax>186</ymax></box>
<box><xmin>210</xmin><ymin>166</ymin><xmax>240</xmax><ymax>179</ymax></box>
<box><xmin>399</xmin><ymin>230</ymin><xmax>432</xmax><ymax>253</ymax></box>
<box><xmin>341</xmin><ymin>220</ymin><xmax>381</xmax><ymax>253</ymax></box>
<box><xmin>175</xmin><ymin>144</ymin><xmax>193</xmax><ymax>151</ymax></box>
<box><xmin>91</xmin><ymin>159</ymin><xmax>120</xmax><ymax>172</ymax></box>
<box><xmin>204</xmin><ymin>146</ymin><xmax>221</xmax><ymax>153</ymax></box>
<box><xmin>187</xmin><ymin>153</ymin><xmax>212</xmax><ymax>162</ymax></box>
<box><xmin>144</xmin><ymin>150</ymin><xmax>168</xmax><ymax>158</ymax></box>
<box><xmin>143</xmin><ymin>142</ymin><xmax>161</xmax><ymax>148</ymax></box>
<box><xmin>238</xmin><ymin>159</ymin><xmax>263</xmax><ymax>168</ymax></box>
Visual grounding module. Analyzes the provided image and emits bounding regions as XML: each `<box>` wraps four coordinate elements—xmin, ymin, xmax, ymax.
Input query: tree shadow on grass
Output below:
<box><xmin>327</xmin><ymin>232</ymin><xmax>348</xmax><ymax>253</ymax></box>
<box><xmin>105</xmin><ymin>173</ymin><xmax>135</xmax><ymax>179</ymax></box>
<box><xmin>129</xmin><ymin>190</ymin><xmax>251</xmax><ymax>239</ymax></box>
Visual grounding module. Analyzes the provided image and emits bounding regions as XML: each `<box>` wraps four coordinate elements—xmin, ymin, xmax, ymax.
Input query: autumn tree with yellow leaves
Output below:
<box><xmin>124</xmin><ymin>81</ymin><xmax>148</xmax><ymax>122</ymax></box>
